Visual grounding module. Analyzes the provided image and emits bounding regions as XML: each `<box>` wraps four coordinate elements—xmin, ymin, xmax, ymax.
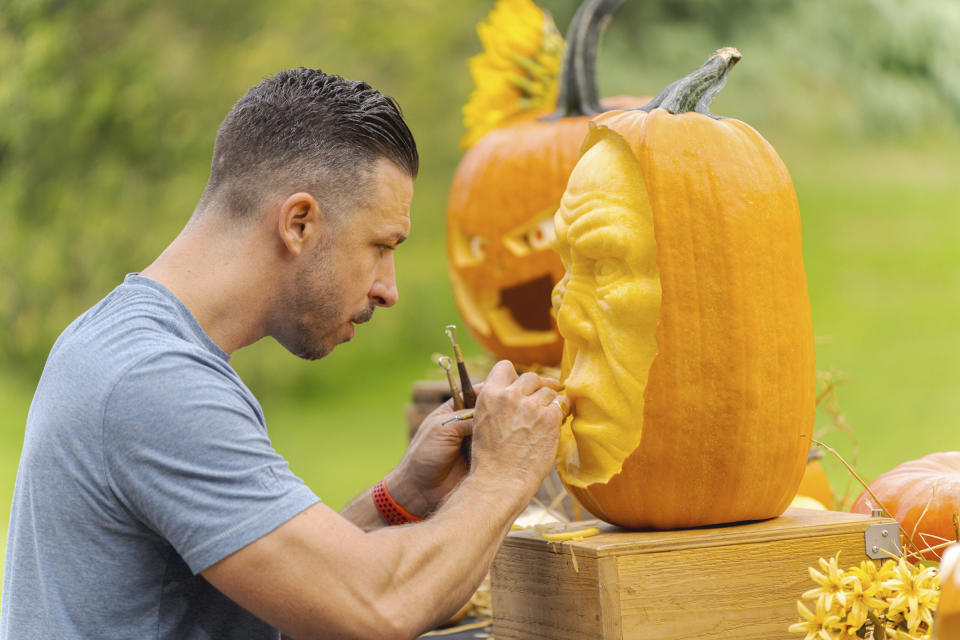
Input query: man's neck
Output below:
<box><xmin>140</xmin><ymin>218</ymin><xmax>274</xmax><ymax>355</ymax></box>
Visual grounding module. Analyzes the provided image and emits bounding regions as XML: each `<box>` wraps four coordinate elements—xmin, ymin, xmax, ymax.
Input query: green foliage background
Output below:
<box><xmin>1</xmin><ymin>0</ymin><xmax>959</xmax><ymax>581</ymax></box>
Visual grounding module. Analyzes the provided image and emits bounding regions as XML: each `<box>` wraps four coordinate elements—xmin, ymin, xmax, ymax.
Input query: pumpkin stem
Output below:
<box><xmin>640</xmin><ymin>47</ymin><xmax>742</xmax><ymax>119</ymax></box>
<box><xmin>545</xmin><ymin>0</ymin><xmax>624</xmax><ymax>121</ymax></box>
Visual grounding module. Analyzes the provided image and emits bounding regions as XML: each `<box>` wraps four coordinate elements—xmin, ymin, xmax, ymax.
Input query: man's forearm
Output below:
<box><xmin>365</xmin><ymin>472</ymin><xmax>530</xmax><ymax>635</ymax></box>
<box><xmin>340</xmin><ymin>486</ymin><xmax>385</xmax><ymax>531</ymax></box>
<box><xmin>340</xmin><ymin>470</ymin><xmax>429</xmax><ymax>531</ymax></box>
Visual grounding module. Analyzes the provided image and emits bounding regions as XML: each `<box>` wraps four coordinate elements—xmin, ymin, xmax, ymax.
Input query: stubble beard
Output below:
<box><xmin>279</xmin><ymin>248</ymin><xmax>345</xmax><ymax>361</ymax></box>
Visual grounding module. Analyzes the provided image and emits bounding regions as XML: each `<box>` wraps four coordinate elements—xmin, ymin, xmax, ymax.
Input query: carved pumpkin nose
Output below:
<box><xmin>555</xmin><ymin>289</ymin><xmax>597</xmax><ymax>346</ymax></box>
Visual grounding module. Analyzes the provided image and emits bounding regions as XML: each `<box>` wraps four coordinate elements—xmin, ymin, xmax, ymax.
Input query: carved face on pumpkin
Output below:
<box><xmin>552</xmin><ymin>129</ymin><xmax>661</xmax><ymax>487</ymax></box>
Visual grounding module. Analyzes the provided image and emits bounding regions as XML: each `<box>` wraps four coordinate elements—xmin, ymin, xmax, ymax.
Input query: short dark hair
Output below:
<box><xmin>201</xmin><ymin>67</ymin><xmax>418</xmax><ymax>219</ymax></box>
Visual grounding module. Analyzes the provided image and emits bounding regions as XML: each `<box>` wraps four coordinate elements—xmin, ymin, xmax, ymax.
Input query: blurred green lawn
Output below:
<box><xmin>3</xmin><ymin>135</ymin><xmax>959</xmax><ymax>583</ymax></box>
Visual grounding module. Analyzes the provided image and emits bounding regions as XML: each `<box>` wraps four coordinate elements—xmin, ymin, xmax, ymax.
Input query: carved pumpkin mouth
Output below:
<box><xmin>499</xmin><ymin>274</ymin><xmax>554</xmax><ymax>331</ymax></box>
<box><xmin>486</xmin><ymin>274</ymin><xmax>558</xmax><ymax>347</ymax></box>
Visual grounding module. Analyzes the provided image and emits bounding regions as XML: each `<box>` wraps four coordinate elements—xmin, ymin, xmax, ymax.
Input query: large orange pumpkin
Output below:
<box><xmin>447</xmin><ymin>0</ymin><xmax>649</xmax><ymax>368</ymax></box>
<box><xmin>553</xmin><ymin>48</ymin><xmax>816</xmax><ymax>529</ymax></box>
<box><xmin>851</xmin><ymin>451</ymin><xmax>960</xmax><ymax>561</ymax></box>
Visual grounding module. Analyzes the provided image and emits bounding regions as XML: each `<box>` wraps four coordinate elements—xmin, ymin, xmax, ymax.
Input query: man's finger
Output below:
<box><xmin>551</xmin><ymin>395</ymin><xmax>570</xmax><ymax>418</ymax></box>
<box><xmin>530</xmin><ymin>386</ymin><xmax>558</xmax><ymax>406</ymax></box>
<box><xmin>538</xmin><ymin>377</ymin><xmax>563</xmax><ymax>391</ymax></box>
<box><xmin>513</xmin><ymin>371</ymin><xmax>547</xmax><ymax>395</ymax></box>
<box><xmin>483</xmin><ymin>360</ymin><xmax>518</xmax><ymax>388</ymax></box>
<box><xmin>445</xmin><ymin>416</ymin><xmax>474</xmax><ymax>440</ymax></box>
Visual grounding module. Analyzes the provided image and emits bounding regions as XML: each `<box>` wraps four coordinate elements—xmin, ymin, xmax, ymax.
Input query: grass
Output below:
<box><xmin>1</xmin><ymin>133</ymin><xmax>959</xmax><ymax>589</ymax></box>
<box><xmin>784</xmin><ymin>136</ymin><xmax>960</xmax><ymax>493</ymax></box>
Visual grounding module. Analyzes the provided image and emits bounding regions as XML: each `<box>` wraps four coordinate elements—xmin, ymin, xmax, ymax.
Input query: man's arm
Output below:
<box><xmin>203</xmin><ymin>361</ymin><xmax>565</xmax><ymax>640</ymax></box>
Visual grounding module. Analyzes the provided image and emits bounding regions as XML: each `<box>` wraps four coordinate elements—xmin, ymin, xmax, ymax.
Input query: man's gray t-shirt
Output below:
<box><xmin>1</xmin><ymin>274</ymin><xmax>320</xmax><ymax>639</ymax></box>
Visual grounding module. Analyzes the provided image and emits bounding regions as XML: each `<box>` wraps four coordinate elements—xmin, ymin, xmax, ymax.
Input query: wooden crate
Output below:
<box><xmin>491</xmin><ymin>508</ymin><xmax>900</xmax><ymax>640</ymax></box>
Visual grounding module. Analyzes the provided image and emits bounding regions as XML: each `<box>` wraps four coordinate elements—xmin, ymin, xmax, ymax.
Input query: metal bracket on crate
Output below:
<box><xmin>865</xmin><ymin>522</ymin><xmax>901</xmax><ymax>560</ymax></box>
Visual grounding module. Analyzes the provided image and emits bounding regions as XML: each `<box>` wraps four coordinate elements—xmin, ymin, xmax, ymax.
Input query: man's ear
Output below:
<box><xmin>277</xmin><ymin>192</ymin><xmax>322</xmax><ymax>257</ymax></box>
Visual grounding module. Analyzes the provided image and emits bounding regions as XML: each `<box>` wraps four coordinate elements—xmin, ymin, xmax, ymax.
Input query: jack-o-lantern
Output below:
<box><xmin>447</xmin><ymin>0</ymin><xmax>649</xmax><ymax>368</ymax></box>
<box><xmin>552</xmin><ymin>48</ymin><xmax>816</xmax><ymax>530</ymax></box>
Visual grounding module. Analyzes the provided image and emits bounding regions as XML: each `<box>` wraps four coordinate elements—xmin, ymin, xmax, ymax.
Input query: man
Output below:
<box><xmin>1</xmin><ymin>68</ymin><xmax>567</xmax><ymax>639</ymax></box>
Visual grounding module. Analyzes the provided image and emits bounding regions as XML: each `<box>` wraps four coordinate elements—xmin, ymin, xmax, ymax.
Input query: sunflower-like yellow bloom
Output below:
<box><xmin>460</xmin><ymin>0</ymin><xmax>565</xmax><ymax>148</ymax></box>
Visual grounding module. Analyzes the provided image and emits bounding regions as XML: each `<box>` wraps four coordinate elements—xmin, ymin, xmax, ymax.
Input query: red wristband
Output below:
<box><xmin>373</xmin><ymin>479</ymin><xmax>422</xmax><ymax>525</ymax></box>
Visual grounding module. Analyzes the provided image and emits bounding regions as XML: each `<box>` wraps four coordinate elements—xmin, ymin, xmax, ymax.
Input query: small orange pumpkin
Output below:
<box><xmin>447</xmin><ymin>0</ymin><xmax>649</xmax><ymax>368</ymax></box>
<box><xmin>553</xmin><ymin>48</ymin><xmax>815</xmax><ymax>529</ymax></box>
<box><xmin>795</xmin><ymin>449</ymin><xmax>834</xmax><ymax>510</ymax></box>
<box><xmin>851</xmin><ymin>451</ymin><xmax>960</xmax><ymax>561</ymax></box>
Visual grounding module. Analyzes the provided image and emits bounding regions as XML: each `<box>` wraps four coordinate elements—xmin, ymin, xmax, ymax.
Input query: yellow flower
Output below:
<box><xmin>882</xmin><ymin>558</ymin><xmax>939</xmax><ymax>633</ymax></box>
<box><xmin>845</xmin><ymin>564</ymin><xmax>891</xmax><ymax>626</ymax></box>
<box><xmin>789</xmin><ymin>598</ymin><xmax>843</xmax><ymax>640</ymax></box>
<box><xmin>803</xmin><ymin>553</ymin><xmax>857</xmax><ymax>612</ymax></box>
<box><xmin>460</xmin><ymin>0</ymin><xmax>565</xmax><ymax>148</ymax></box>
<box><xmin>794</xmin><ymin>554</ymin><xmax>940</xmax><ymax>640</ymax></box>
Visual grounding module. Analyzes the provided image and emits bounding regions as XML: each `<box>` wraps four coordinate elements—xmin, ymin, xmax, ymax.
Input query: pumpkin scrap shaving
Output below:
<box><xmin>541</xmin><ymin>526</ymin><xmax>600</xmax><ymax>542</ymax></box>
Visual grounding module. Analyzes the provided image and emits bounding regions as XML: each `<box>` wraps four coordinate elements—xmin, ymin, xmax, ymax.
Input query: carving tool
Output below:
<box><xmin>444</xmin><ymin>325</ymin><xmax>476</xmax><ymax>409</ymax></box>
<box><xmin>441</xmin><ymin>411</ymin><xmax>474</xmax><ymax>427</ymax></box>
<box><xmin>435</xmin><ymin>355</ymin><xmax>464</xmax><ymax>410</ymax></box>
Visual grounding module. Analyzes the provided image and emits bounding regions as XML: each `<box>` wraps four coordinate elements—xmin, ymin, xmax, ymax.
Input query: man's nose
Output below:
<box><xmin>369</xmin><ymin>255</ymin><xmax>399</xmax><ymax>308</ymax></box>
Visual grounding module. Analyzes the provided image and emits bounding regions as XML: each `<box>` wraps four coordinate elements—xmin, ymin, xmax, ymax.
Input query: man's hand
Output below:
<box><xmin>469</xmin><ymin>361</ymin><xmax>566</xmax><ymax>500</ymax></box>
<box><xmin>384</xmin><ymin>397</ymin><xmax>476</xmax><ymax>518</ymax></box>
<box><xmin>387</xmin><ymin>360</ymin><xmax>567</xmax><ymax>518</ymax></box>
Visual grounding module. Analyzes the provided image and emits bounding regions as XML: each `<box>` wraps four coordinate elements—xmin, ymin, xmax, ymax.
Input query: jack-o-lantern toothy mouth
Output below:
<box><xmin>487</xmin><ymin>274</ymin><xmax>558</xmax><ymax>347</ymax></box>
<box><xmin>499</xmin><ymin>275</ymin><xmax>554</xmax><ymax>332</ymax></box>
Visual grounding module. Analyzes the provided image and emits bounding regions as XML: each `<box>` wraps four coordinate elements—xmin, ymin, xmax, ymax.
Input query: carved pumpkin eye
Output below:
<box><xmin>449</xmin><ymin>219</ymin><xmax>488</xmax><ymax>268</ymax></box>
<box><xmin>593</xmin><ymin>258</ymin><xmax>622</xmax><ymax>287</ymax></box>
<box><xmin>526</xmin><ymin>217</ymin><xmax>556</xmax><ymax>250</ymax></box>
<box><xmin>503</xmin><ymin>207</ymin><xmax>558</xmax><ymax>257</ymax></box>
<box><xmin>469</xmin><ymin>236</ymin><xmax>487</xmax><ymax>261</ymax></box>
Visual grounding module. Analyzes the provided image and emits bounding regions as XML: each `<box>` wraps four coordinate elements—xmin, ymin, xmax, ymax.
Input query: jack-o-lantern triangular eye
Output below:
<box><xmin>449</xmin><ymin>220</ymin><xmax>487</xmax><ymax>268</ymax></box>
<box><xmin>502</xmin><ymin>207</ymin><xmax>558</xmax><ymax>258</ymax></box>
